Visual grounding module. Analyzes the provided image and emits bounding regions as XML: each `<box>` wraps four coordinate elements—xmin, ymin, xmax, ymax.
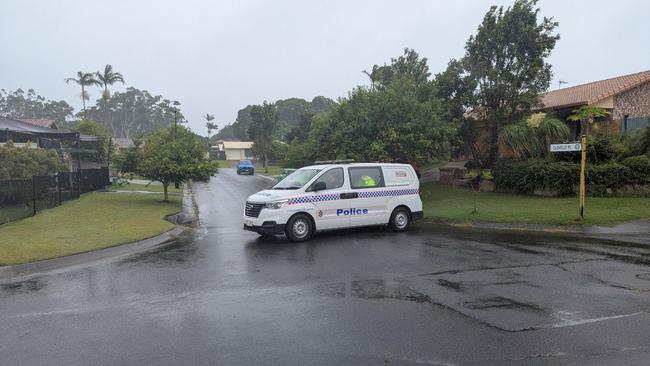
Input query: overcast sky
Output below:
<box><xmin>1</xmin><ymin>0</ymin><xmax>649</xmax><ymax>135</ymax></box>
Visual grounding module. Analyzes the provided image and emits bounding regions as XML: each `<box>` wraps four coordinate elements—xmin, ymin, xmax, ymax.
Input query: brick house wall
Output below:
<box><xmin>613</xmin><ymin>81</ymin><xmax>650</xmax><ymax>120</ymax></box>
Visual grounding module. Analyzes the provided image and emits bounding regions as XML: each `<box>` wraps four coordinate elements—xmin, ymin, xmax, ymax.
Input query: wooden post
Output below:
<box><xmin>579</xmin><ymin>134</ymin><xmax>587</xmax><ymax>220</ymax></box>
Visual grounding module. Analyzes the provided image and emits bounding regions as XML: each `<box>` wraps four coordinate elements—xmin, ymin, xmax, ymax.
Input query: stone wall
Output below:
<box><xmin>613</xmin><ymin>81</ymin><xmax>650</xmax><ymax>120</ymax></box>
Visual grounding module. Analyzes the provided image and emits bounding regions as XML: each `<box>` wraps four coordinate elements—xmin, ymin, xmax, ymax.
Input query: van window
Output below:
<box><xmin>349</xmin><ymin>167</ymin><xmax>384</xmax><ymax>189</ymax></box>
<box><xmin>310</xmin><ymin>168</ymin><xmax>344</xmax><ymax>190</ymax></box>
<box><xmin>383</xmin><ymin>166</ymin><xmax>414</xmax><ymax>187</ymax></box>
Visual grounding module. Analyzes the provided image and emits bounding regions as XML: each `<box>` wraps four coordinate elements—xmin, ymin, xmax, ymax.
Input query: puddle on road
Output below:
<box><xmin>316</xmin><ymin>278</ymin><xmax>430</xmax><ymax>303</ymax></box>
<box><xmin>462</xmin><ymin>296</ymin><xmax>546</xmax><ymax>313</ymax></box>
<box><xmin>0</xmin><ymin>278</ymin><xmax>44</xmax><ymax>296</ymax></box>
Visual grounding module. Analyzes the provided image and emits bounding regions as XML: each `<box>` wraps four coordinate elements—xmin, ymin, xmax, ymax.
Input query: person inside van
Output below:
<box><xmin>355</xmin><ymin>174</ymin><xmax>376</xmax><ymax>187</ymax></box>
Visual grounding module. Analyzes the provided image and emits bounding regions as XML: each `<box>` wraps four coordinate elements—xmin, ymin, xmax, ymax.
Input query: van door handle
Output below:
<box><xmin>340</xmin><ymin>192</ymin><xmax>358</xmax><ymax>199</ymax></box>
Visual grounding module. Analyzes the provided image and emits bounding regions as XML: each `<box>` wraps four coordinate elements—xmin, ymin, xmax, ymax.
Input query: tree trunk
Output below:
<box><xmin>163</xmin><ymin>182</ymin><xmax>169</xmax><ymax>202</ymax></box>
<box><xmin>263</xmin><ymin>151</ymin><xmax>268</xmax><ymax>168</ymax></box>
<box><xmin>81</xmin><ymin>85</ymin><xmax>86</xmax><ymax>119</ymax></box>
<box><xmin>488</xmin><ymin>121</ymin><xmax>500</xmax><ymax>166</ymax></box>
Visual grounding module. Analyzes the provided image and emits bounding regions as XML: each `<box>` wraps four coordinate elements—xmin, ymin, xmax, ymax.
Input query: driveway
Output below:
<box><xmin>1</xmin><ymin>168</ymin><xmax>650</xmax><ymax>365</ymax></box>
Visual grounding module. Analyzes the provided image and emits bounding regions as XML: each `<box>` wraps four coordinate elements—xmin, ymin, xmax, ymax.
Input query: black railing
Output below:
<box><xmin>0</xmin><ymin>168</ymin><xmax>109</xmax><ymax>225</ymax></box>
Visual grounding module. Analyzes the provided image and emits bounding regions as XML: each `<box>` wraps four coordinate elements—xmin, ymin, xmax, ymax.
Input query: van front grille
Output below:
<box><xmin>245</xmin><ymin>202</ymin><xmax>264</xmax><ymax>218</ymax></box>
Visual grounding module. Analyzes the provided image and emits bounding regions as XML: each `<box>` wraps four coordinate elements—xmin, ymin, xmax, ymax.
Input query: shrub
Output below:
<box><xmin>493</xmin><ymin>159</ymin><xmax>578</xmax><ymax>195</ymax></box>
<box><xmin>0</xmin><ymin>142</ymin><xmax>62</xmax><ymax>179</ymax></box>
<box><xmin>587</xmin><ymin>137</ymin><xmax>616</xmax><ymax>164</ymax></box>
<box><xmin>586</xmin><ymin>163</ymin><xmax>631</xmax><ymax>196</ymax></box>
<box><xmin>621</xmin><ymin>155</ymin><xmax>650</xmax><ymax>183</ymax></box>
<box><xmin>493</xmin><ymin>158</ymin><xmax>650</xmax><ymax>196</ymax></box>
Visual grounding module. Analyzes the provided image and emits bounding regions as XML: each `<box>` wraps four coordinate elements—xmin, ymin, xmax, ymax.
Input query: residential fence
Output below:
<box><xmin>0</xmin><ymin>167</ymin><xmax>109</xmax><ymax>225</ymax></box>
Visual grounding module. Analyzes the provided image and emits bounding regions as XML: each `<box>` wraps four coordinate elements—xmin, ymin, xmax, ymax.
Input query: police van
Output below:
<box><xmin>243</xmin><ymin>162</ymin><xmax>422</xmax><ymax>242</ymax></box>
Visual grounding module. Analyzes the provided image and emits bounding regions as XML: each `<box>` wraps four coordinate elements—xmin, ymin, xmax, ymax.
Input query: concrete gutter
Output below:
<box><xmin>419</xmin><ymin>218</ymin><xmax>650</xmax><ymax>245</ymax></box>
<box><xmin>0</xmin><ymin>183</ymin><xmax>200</xmax><ymax>282</ymax></box>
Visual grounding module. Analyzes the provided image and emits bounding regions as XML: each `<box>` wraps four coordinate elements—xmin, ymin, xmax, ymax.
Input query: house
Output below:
<box><xmin>17</xmin><ymin>118</ymin><xmax>58</xmax><ymax>129</ymax></box>
<box><xmin>112</xmin><ymin>137</ymin><xmax>136</xmax><ymax>152</ymax></box>
<box><xmin>213</xmin><ymin>140</ymin><xmax>254</xmax><ymax>161</ymax></box>
<box><xmin>538</xmin><ymin>70</ymin><xmax>650</xmax><ymax>137</ymax></box>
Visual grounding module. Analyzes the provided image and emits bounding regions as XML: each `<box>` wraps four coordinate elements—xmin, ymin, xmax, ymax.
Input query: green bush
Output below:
<box><xmin>586</xmin><ymin>163</ymin><xmax>631</xmax><ymax>196</ymax></box>
<box><xmin>493</xmin><ymin>159</ymin><xmax>578</xmax><ymax>195</ymax></box>
<box><xmin>0</xmin><ymin>142</ymin><xmax>63</xmax><ymax>179</ymax></box>
<box><xmin>621</xmin><ymin>155</ymin><xmax>650</xmax><ymax>183</ymax></box>
<box><xmin>494</xmin><ymin>158</ymin><xmax>650</xmax><ymax>196</ymax></box>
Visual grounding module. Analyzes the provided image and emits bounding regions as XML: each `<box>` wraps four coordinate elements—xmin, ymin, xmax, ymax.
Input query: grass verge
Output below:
<box><xmin>0</xmin><ymin>191</ymin><xmax>181</xmax><ymax>266</ymax></box>
<box><xmin>260</xmin><ymin>165</ymin><xmax>284</xmax><ymax>177</ymax></box>
<box><xmin>421</xmin><ymin>182</ymin><xmax>650</xmax><ymax>226</ymax></box>
<box><xmin>110</xmin><ymin>182</ymin><xmax>183</xmax><ymax>194</ymax></box>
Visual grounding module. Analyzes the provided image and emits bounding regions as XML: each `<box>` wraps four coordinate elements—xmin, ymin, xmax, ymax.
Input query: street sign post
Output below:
<box><xmin>550</xmin><ymin>140</ymin><xmax>587</xmax><ymax>220</ymax></box>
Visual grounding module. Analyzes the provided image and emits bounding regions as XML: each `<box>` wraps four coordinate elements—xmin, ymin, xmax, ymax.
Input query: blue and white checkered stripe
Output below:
<box><xmin>288</xmin><ymin>193</ymin><xmax>340</xmax><ymax>205</ymax></box>
<box><xmin>288</xmin><ymin>188</ymin><xmax>418</xmax><ymax>205</ymax></box>
<box><xmin>358</xmin><ymin>188</ymin><xmax>419</xmax><ymax>198</ymax></box>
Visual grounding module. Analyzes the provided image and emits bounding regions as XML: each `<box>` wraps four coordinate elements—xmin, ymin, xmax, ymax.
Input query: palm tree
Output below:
<box><xmin>567</xmin><ymin>106</ymin><xmax>610</xmax><ymax>137</ymax></box>
<box><xmin>95</xmin><ymin>64</ymin><xmax>125</xmax><ymax>115</ymax></box>
<box><xmin>204</xmin><ymin>113</ymin><xmax>216</xmax><ymax>138</ymax></box>
<box><xmin>65</xmin><ymin>71</ymin><xmax>100</xmax><ymax>118</ymax></box>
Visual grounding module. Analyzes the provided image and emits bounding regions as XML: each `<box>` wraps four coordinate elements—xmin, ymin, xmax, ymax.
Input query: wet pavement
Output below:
<box><xmin>1</xmin><ymin>168</ymin><xmax>650</xmax><ymax>365</ymax></box>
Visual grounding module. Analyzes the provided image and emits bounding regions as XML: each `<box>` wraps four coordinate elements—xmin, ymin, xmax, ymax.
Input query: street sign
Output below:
<box><xmin>550</xmin><ymin>142</ymin><xmax>582</xmax><ymax>152</ymax></box>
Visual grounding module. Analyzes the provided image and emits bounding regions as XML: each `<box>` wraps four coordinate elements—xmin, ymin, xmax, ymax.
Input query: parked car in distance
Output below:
<box><xmin>243</xmin><ymin>162</ymin><xmax>422</xmax><ymax>242</ymax></box>
<box><xmin>237</xmin><ymin>160</ymin><xmax>255</xmax><ymax>175</ymax></box>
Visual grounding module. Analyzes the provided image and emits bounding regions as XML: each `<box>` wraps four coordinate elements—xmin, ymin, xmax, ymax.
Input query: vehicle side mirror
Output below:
<box><xmin>311</xmin><ymin>181</ymin><xmax>326</xmax><ymax>191</ymax></box>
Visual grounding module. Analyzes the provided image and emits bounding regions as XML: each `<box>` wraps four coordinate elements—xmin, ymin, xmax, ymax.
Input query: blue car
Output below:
<box><xmin>237</xmin><ymin>160</ymin><xmax>255</xmax><ymax>175</ymax></box>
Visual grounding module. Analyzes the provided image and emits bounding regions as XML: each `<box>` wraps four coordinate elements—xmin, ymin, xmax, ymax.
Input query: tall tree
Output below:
<box><xmin>83</xmin><ymin>87</ymin><xmax>183</xmax><ymax>138</ymax></box>
<box><xmin>0</xmin><ymin>88</ymin><xmax>74</xmax><ymax>125</ymax></box>
<box><xmin>463</xmin><ymin>0</ymin><xmax>559</xmax><ymax>165</ymax></box>
<box><xmin>204</xmin><ymin>113</ymin><xmax>216</xmax><ymax>138</ymax></box>
<box><xmin>95</xmin><ymin>64</ymin><xmax>125</xmax><ymax>116</ymax></box>
<box><xmin>65</xmin><ymin>71</ymin><xmax>100</xmax><ymax>118</ymax></box>
<box><xmin>248</xmin><ymin>102</ymin><xmax>278</xmax><ymax>168</ymax></box>
<box><xmin>306</xmin><ymin>50</ymin><xmax>456</xmax><ymax>165</ymax></box>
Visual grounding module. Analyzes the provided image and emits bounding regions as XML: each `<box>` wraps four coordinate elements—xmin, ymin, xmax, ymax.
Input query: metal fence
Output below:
<box><xmin>0</xmin><ymin>167</ymin><xmax>109</xmax><ymax>225</ymax></box>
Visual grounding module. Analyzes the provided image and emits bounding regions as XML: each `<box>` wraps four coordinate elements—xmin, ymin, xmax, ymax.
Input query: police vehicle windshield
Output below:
<box><xmin>273</xmin><ymin>169</ymin><xmax>321</xmax><ymax>190</ymax></box>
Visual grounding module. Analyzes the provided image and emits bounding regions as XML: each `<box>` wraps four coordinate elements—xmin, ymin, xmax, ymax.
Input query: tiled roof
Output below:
<box><xmin>16</xmin><ymin>118</ymin><xmax>57</xmax><ymax>129</ymax></box>
<box><xmin>540</xmin><ymin>70</ymin><xmax>650</xmax><ymax>110</ymax></box>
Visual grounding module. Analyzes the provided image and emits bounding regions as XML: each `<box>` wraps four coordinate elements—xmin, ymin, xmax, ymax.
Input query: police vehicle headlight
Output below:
<box><xmin>265</xmin><ymin>200</ymin><xmax>288</xmax><ymax>209</ymax></box>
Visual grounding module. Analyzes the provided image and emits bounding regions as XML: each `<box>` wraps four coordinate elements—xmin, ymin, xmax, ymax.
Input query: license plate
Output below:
<box><xmin>245</xmin><ymin>219</ymin><xmax>254</xmax><ymax>226</ymax></box>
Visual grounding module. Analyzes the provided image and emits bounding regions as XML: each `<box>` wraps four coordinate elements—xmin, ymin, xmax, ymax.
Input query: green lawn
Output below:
<box><xmin>0</xmin><ymin>191</ymin><xmax>181</xmax><ymax>265</ymax></box>
<box><xmin>259</xmin><ymin>165</ymin><xmax>284</xmax><ymax>177</ymax></box>
<box><xmin>421</xmin><ymin>182</ymin><xmax>650</xmax><ymax>226</ymax></box>
<box><xmin>111</xmin><ymin>182</ymin><xmax>183</xmax><ymax>194</ymax></box>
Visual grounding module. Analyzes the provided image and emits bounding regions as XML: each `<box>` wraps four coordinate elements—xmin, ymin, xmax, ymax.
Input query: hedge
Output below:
<box><xmin>493</xmin><ymin>156</ymin><xmax>650</xmax><ymax>196</ymax></box>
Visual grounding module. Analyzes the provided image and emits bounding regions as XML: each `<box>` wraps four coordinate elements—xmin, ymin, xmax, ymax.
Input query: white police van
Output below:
<box><xmin>243</xmin><ymin>162</ymin><xmax>422</xmax><ymax>242</ymax></box>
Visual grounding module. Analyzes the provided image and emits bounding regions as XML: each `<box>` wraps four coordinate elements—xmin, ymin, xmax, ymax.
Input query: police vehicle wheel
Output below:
<box><xmin>286</xmin><ymin>214</ymin><xmax>312</xmax><ymax>242</ymax></box>
<box><xmin>389</xmin><ymin>207</ymin><xmax>410</xmax><ymax>232</ymax></box>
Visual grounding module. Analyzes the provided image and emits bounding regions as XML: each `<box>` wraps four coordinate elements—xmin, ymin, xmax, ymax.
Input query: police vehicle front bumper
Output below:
<box><xmin>243</xmin><ymin>221</ymin><xmax>285</xmax><ymax>235</ymax></box>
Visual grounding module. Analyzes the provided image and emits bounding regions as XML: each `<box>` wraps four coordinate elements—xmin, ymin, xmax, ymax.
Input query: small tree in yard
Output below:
<box><xmin>139</xmin><ymin>127</ymin><xmax>218</xmax><ymax>201</ymax></box>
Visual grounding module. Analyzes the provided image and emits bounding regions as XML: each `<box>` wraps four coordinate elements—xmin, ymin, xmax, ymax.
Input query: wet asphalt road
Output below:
<box><xmin>2</xmin><ymin>169</ymin><xmax>650</xmax><ymax>365</ymax></box>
